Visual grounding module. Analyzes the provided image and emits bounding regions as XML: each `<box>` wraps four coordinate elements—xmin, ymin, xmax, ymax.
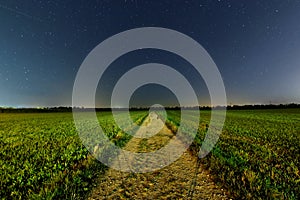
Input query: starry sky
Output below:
<box><xmin>0</xmin><ymin>0</ymin><xmax>300</xmax><ymax>108</ymax></box>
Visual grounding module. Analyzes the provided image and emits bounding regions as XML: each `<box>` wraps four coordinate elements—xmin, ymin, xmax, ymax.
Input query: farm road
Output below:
<box><xmin>88</xmin><ymin>113</ymin><xmax>229</xmax><ymax>199</ymax></box>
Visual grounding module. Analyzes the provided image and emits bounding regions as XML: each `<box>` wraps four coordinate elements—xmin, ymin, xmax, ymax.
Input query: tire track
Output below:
<box><xmin>88</xmin><ymin>113</ymin><xmax>229</xmax><ymax>199</ymax></box>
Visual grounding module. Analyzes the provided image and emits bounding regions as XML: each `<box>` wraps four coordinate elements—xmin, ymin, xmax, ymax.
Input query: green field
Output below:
<box><xmin>0</xmin><ymin>109</ymin><xmax>299</xmax><ymax>199</ymax></box>
<box><xmin>0</xmin><ymin>111</ymin><xmax>147</xmax><ymax>199</ymax></box>
<box><xmin>165</xmin><ymin>109</ymin><xmax>300</xmax><ymax>199</ymax></box>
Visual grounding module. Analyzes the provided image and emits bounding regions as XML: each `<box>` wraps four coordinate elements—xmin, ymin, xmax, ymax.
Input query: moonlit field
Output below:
<box><xmin>1</xmin><ymin>1</ymin><xmax>299</xmax><ymax>199</ymax></box>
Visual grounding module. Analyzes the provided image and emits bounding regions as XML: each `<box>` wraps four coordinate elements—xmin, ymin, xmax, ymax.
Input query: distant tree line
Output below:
<box><xmin>0</xmin><ymin>103</ymin><xmax>299</xmax><ymax>113</ymax></box>
<box><xmin>226</xmin><ymin>103</ymin><xmax>300</xmax><ymax>110</ymax></box>
<box><xmin>0</xmin><ymin>107</ymin><xmax>73</xmax><ymax>113</ymax></box>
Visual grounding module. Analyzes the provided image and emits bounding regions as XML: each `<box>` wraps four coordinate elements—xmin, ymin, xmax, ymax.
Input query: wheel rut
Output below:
<box><xmin>88</xmin><ymin>113</ymin><xmax>229</xmax><ymax>199</ymax></box>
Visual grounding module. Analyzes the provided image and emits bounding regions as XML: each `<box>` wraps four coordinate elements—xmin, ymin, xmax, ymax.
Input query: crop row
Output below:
<box><xmin>165</xmin><ymin>109</ymin><xmax>299</xmax><ymax>199</ymax></box>
<box><xmin>0</xmin><ymin>111</ymin><xmax>148</xmax><ymax>199</ymax></box>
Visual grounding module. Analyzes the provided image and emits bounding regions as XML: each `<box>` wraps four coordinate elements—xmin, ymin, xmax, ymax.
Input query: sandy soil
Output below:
<box><xmin>88</xmin><ymin>113</ymin><xmax>230</xmax><ymax>199</ymax></box>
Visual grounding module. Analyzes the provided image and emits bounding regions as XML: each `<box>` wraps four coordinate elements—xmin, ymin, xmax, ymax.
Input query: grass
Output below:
<box><xmin>165</xmin><ymin>109</ymin><xmax>300</xmax><ymax>199</ymax></box>
<box><xmin>1</xmin><ymin>109</ymin><xmax>299</xmax><ymax>199</ymax></box>
<box><xmin>0</xmin><ymin>111</ymin><xmax>147</xmax><ymax>199</ymax></box>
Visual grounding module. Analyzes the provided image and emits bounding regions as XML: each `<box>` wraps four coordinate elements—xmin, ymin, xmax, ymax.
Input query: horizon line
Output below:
<box><xmin>1</xmin><ymin>102</ymin><xmax>300</xmax><ymax>109</ymax></box>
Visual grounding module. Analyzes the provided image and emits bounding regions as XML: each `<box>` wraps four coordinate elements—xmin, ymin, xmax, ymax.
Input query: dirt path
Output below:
<box><xmin>88</xmin><ymin>113</ymin><xmax>229</xmax><ymax>199</ymax></box>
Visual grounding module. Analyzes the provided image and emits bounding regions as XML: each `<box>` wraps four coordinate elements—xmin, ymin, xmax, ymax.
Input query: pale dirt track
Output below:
<box><xmin>88</xmin><ymin>113</ymin><xmax>230</xmax><ymax>199</ymax></box>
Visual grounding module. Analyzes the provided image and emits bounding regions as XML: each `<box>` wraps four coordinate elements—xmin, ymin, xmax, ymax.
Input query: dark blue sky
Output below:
<box><xmin>0</xmin><ymin>0</ymin><xmax>299</xmax><ymax>107</ymax></box>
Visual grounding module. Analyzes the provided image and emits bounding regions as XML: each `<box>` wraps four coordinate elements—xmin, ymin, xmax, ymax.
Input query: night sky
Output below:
<box><xmin>0</xmin><ymin>0</ymin><xmax>300</xmax><ymax>107</ymax></box>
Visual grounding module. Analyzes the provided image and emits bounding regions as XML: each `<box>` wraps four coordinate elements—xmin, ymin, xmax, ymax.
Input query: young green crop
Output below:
<box><xmin>1</xmin><ymin>109</ymin><xmax>299</xmax><ymax>199</ymax></box>
<box><xmin>165</xmin><ymin>109</ymin><xmax>300</xmax><ymax>199</ymax></box>
<box><xmin>0</xmin><ymin>111</ymin><xmax>148</xmax><ymax>199</ymax></box>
